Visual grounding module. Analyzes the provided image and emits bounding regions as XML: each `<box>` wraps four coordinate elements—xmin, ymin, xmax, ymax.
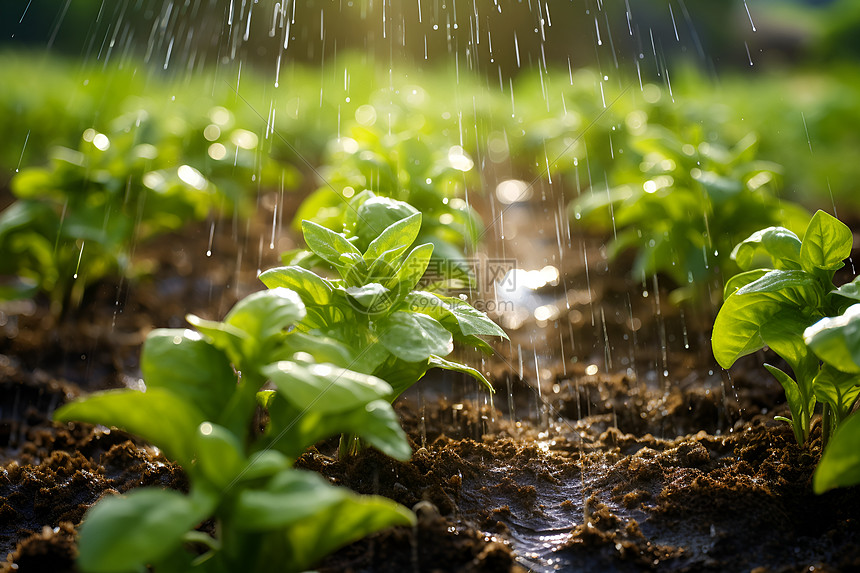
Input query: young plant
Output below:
<box><xmin>260</xmin><ymin>209</ymin><xmax>508</xmax><ymax>402</ymax></box>
<box><xmin>813</xmin><ymin>409</ymin><xmax>860</xmax><ymax>494</ymax></box>
<box><xmin>804</xmin><ymin>304</ymin><xmax>860</xmax><ymax>493</ymax></box>
<box><xmin>54</xmin><ymin>288</ymin><xmax>414</xmax><ymax>573</ymax></box>
<box><xmin>0</xmin><ymin>120</ymin><xmax>214</xmax><ymax>312</ymax></box>
<box><xmin>294</xmin><ymin>125</ymin><xmax>485</xmax><ymax>279</ymax></box>
<box><xmin>572</xmin><ymin>130</ymin><xmax>809</xmax><ymax>304</ymax></box>
<box><xmin>0</xmin><ymin>105</ymin><xmax>292</xmax><ymax>313</ymax></box>
<box><xmin>712</xmin><ymin>210</ymin><xmax>860</xmax><ymax>446</ymax></box>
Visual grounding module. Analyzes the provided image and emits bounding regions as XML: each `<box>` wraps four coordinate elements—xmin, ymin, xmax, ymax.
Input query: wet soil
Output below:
<box><xmin>2</xmin><ymin>187</ymin><xmax>860</xmax><ymax>572</ymax></box>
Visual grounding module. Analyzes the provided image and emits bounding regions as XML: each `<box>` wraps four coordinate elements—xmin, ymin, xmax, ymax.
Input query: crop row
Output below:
<box><xmin>2</xmin><ymin>53</ymin><xmax>860</xmax><ymax>570</ymax></box>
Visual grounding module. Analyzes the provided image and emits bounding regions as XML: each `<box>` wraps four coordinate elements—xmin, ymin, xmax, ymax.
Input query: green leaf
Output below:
<box><xmin>814</xmin><ymin>411</ymin><xmax>860</xmax><ymax>493</ymax></box>
<box><xmin>462</xmin><ymin>334</ymin><xmax>496</xmax><ymax>355</ymax></box>
<box><xmin>0</xmin><ymin>201</ymin><xmax>57</xmax><ymax>238</ymax></box>
<box><xmin>301</xmin><ymin>220</ymin><xmax>362</xmax><ymax>269</ymax></box>
<box><xmin>761</xmin><ymin>309</ymin><xmax>819</xmax><ymax>388</ymax></box>
<box><xmin>404</xmin><ymin>291</ymin><xmax>506</xmax><ymax>340</ymax></box>
<box><xmin>277</xmin><ymin>497</ymin><xmax>415</xmax><ymax>571</ymax></box>
<box><xmin>340</xmin><ymin>190</ymin><xmax>376</xmax><ymax>237</ymax></box>
<box><xmin>363</xmin><ymin>212</ymin><xmax>422</xmax><ymax>262</ymax></box>
<box><xmin>764</xmin><ymin>364</ymin><xmax>809</xmax><ymax>446</ymax></box>
<box><xmin>805</xmin><ymin>304</ymin><xmax>860</xmax><ymax>374</ymax></box>
<box><xmin>343</xmin><ymin>283</ymin><xmax>392</xmax><ymax>311</ymax></box>
<box><xmin>404</xmin><ymin>291</ymin><xmax>456</xmax><ymax>321</ymax></box>
<box><xmin>834</xmin><ymin>276</ymin><xmax>860</xmax><ymax>303</ymax></box>
<box><xmin>429</xmin><ymin>355</ymin><xmax>494</xmax><ymax>393</ymax></box>
<box><xmin>265</xmin><ymin>396</ymin><xmax>412</xmax><ymax>460</ymax></box>
<box><xmin>570</xmin><ymin>185</ymin><xmax>634</xmax><ymax>224</ymax></box>
<box><xmin>812</xmin><ymin>364</ymin><xmax>860</xmax><ymax>423</ymax></box>
<box><xmin>253</xmin><ymin>472</ymin><xmax>414</xmax><ymax>571</ymax></box>
<box><xmin>723</xmin><ymin>269</ymin><xmax>768</xmax><ymax>301</ymax></box>
<box><xmin>735</xmin><ymin>269</ymin><xmax>818</xmax><ymax>297</ymax></box>
<box><xmin>712</xmin><ymin>288</ymin><xmax>794</xmax><ymax>369</ymax></box>
<box><xmin>77</xmin><ymin>488</ymin><xmax>213</xmax><ymax>573</ymax></box>
<box><xmin>232</xmin><ymin>470</ymin><xmax>344</xmax><ymax>530</ymax></box>
<box><xmin>281</xmin><ymin>332</ymin><xmax>354</xmax><ymax>367</ymax></box>
<box><xmin>693</xmin><ymin>169</ymin><xmax>743</xmax><ymax>200</ymax></box>
<box><xmin>292</xmin><ymin>188</ymin><xmax>345</xmax><ymax>232</ymax></box>
<box><xmin>731</xmin><ymin>226</ymin><xmax>802</xmax><ymax>271</ymax></box>
<box><xmin>353</xmin><ymin>196</ymin><xmax>420</xmax><ymax>249</ymax></box>
<box><xmin>223</xmin><ymin>288</ymin><xmax>306</xmax><ymax>342</ymax></box>
<box><xmin>259</xmin><ymin>265</ymin><xmax>334</xmax><ymax>306</ymax></box>
<box><xmin>390</xmin><ymin>242</ymin><xmax>434</xmax><ymax>292</ymax></box>
<box><xmin>800</xmin><ymin>210</ymin><xmax>852</xmax><ymax>273</ymax></box>
<box><xmin>54</xmin><ymin>388</ymin><xmax>205</xmax><ymax>466</ymax></box>
<box><xmin>372</xmin><ymin>355</ymin><xmax>432</xmax><ymax>398</ymax></box>
<box><xmin>263</xmin><ymin>360</ymin><xmax>393</xmax><ymax>414</ymax></box>
<box><xmin>141</xmin><ymin>329</ymin><xmax>237</xmax><ymax>421</ymax></box>
<box><xmin>241</xmin><ymin>450</ymin><xmax>292</xmax><ymax>482</ymax></box>
<box><xmin>184</xmin><ymin>315</ymin><xmax>247</xmax><ymax>367</ymax></box>
<box><xmin>350</xmin><ymin>400</ymin><xmax>413</xmax><ymax>460</ymax></box>
<box><xmin>194</xmin><ymin>422</ymin><xmax>246</xmax><ymax>489</ymax></box>
<box><xmin>377</xmin><ymin>311</ymin><xmax>453</xmax><ymax>362</ymax></box>
<box><xmin>442</xmin><ymin>296</ymin><xmax>509</xmax><ymax>339</ymax></box>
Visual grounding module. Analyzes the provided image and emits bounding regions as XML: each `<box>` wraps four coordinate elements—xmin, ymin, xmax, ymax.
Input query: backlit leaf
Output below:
<box><xmin>800</xmin><ymin>210</ymin><xmax>852</xmax><ymax>273</ymax></box>
<box><xmin>141</xmin><ymin>329</ymin><xmax>237</xmax><ymax>421</ymax></box>
<box><xmin>77</xmin><ymin>488</ymin><xmax>213</xmax><ymax>573</ymax></box>
<box><xmin>264</xmin><ymin>360</ymin><xmax>393</xmax><ymax>414</ymax></box>
<box><xmin>377</xmin><ymin>311</ymin><xmax>453</xmax><ymax>362</ymax></box>
<box><xmin>259</xmin><ymin>265</ymin><xmax>334</xmax><ymax>306</ymax></box>
<box><xmin>363</xmin><ymin>212</ymin><xmax>421</xmax><ymax>262</ymax></box>
<box><xmin>301</xmin><ymin>220</ymin><xmax>362</xmax><ymax>269</ymax></box>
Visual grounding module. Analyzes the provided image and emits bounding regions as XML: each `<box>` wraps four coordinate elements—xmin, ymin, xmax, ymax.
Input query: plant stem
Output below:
<box><xmin>338</xmin><ymin>433</ymin><xmax>361</xmax><ymax>459</ymax></box>
<box><xmin>822</xmin><ymin>403</ymin><xmax>833</xmax><ymax>448</ymax></box>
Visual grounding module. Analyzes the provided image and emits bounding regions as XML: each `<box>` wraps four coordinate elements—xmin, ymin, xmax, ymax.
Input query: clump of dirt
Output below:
<box><xmin>320</xmin><ymin>508</ymin><xmax>523</xmax><ymax>573</ymax></box>
<box><xmin>0</xmin><ymin>424</ymin><xmax>186</xmax><ymax>563</ymax></box>
<box><xmin>558</xmin><ymin>494</ymin><xmax>681</xmax><ymax>571</ymax></box>
<box><xmin>4</xmin><ymin>522</ymin><xmax>78</xmax><ymax>573</ymax></box>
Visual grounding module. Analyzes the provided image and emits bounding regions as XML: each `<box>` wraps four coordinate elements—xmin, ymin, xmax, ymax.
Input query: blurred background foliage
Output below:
<box><xmin>0</xmin><ymin>0</ymin><xmax>859</xmax><ymax>309</ymax></box>
<box><xmin>1</xmin><ymin>0</ymin><xmax>859</xmax><ymax>210</ymax></box>
<box><xmin>0</xmin><ymin>0</ymin><xmax>852</xmax><ymax>77</ymax></box>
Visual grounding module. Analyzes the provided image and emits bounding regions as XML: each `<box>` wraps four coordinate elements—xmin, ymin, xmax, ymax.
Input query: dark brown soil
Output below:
<box><xmin>2</xmin><ymin>186</ymin><xmax>860</xmax><ymax>573</ymax></box>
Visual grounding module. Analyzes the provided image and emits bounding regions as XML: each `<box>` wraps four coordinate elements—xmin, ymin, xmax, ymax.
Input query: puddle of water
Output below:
<box><xmin>457</xmin><ymin>456</ymin><xmax>582</xmax><ymax>572</ymax></box>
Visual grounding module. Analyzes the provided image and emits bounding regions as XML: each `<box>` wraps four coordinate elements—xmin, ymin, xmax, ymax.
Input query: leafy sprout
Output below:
<box><xmin>804</xmin><ymin>304</ymin><xmax>860</xmax><ymax>493</ymax></box>
<box><xmin>294</xmin><ymin>125</ymin><xmax>485</xmax><ymax>281</ymax></box>
<box><xmin>261</xmin><ymin>209</ymin><xmax>508</xmax><ymax>404</ymax></box>
<box><xmin>713</xmin><ymin>210</ymin><xmax>859</xmax><ymax>446</ymax></box>
<box><xmin>55</xmin><ymin>289</ymin><xmax>415</xmax><ymax>573</ymax></box>
<box><xmin>0</xmin><ymin>105</ymin><xmax>296</xmax><ymax>314</ymax></box>
<box><xmin>572</xmin><ymin>130</ymin><xmax>809</xmax><ymax>305</ymax></box>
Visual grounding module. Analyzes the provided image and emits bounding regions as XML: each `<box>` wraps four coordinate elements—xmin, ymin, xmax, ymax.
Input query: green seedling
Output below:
<box><xmin>294</xmin><ymin>126</ymin><xmax>484</xmax><ymax>279</ymax></box>
<box><xmin>804</xmin><ymin>304</ymin><xmax>860</xmax><ymax>431</ymax></box>
<box><xmin>572</xmin><ymin>130</ymin><xmax>809</xmax><ymax>304</ymax></box>
<box><xmin>0</xmin><ymin>119</ymin><xmax>215</xmax><ymax>312</ymax></box>
<box><xmin>288</xmin><ymin>190</ymin><xmax>480</xmax><ymax>288</ymax></box>
<box><xmin>0</xmin><ymin>104</ymin><xmax>294</xmax><ymax>314</ymax></box>
<box><xmin>804</xmin><ymin>304</ymin><xmax>860</xmax><ymax>493</ymax></box>
<box><xmin>813</xmin><ymin>409</ymin><xmax>860</xmax><ymax>494</ymax></box>
<box><xmin>713</xmin><ymin>210</ymin><xmax>860</xmax><ymax>446</ymax></box>
<box><xmin>261</xmin><ymin>210</ymin><xmax>508</xmax><ymax>408</ymax></box>
<box><xmin>54</xmin><ymin>288</ymin><xmax>414</xmax><ymax>573</ymax></box>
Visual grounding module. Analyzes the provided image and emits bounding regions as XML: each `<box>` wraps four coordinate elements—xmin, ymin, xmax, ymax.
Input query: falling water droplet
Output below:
<box><xmin>15</xmin><ymin>131</ymin><xmax>30</xmax><ymax>173</ymax></box>
<box><xmin>74</xmin><ymin>242</ymin><xmax>85</xmax><ymax>279</ymax></box>
<box><xmin>206</xmin><ymin>221</ymin><xmax>215</xmax><ymax>257</ymax></box>
<box><xmin>744</xmin><ymin>1</ymin><xmax>757</xmax><ymax>32</ymax></box>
